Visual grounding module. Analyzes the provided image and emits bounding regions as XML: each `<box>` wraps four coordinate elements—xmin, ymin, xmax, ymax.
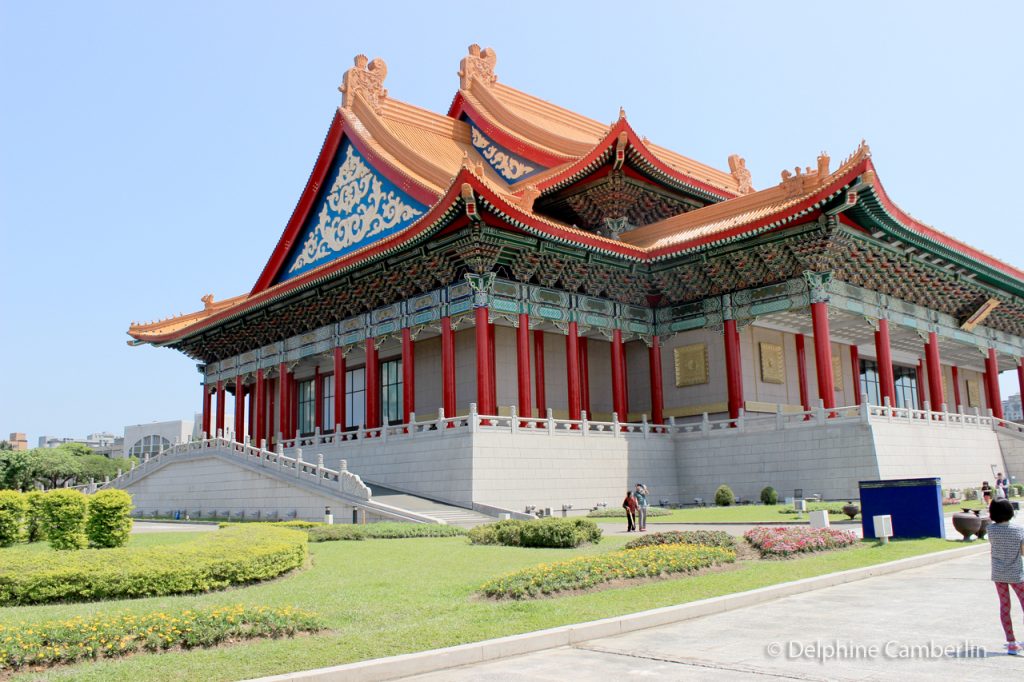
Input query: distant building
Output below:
<box><xmin>37</xmin><ymin>432</ymin><xmax>119</xmax><ymax>454</ymax></box>
<box><xmin>6</xmin><ymin>433</ymin><xmax>29</xmax><ymax>450</ymax></box>
<box><xmin>123</xmin><ymin>419</ymin><xmax>197</xmax><ymax>459</ymax></box>
<box><xmin>1006</xmin><ymin>393</ymin><xmax>1023</xmax><ymax>422</ymax></box>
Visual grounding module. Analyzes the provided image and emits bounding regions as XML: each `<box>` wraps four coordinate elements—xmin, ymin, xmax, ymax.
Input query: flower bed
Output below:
<box><xmin>479</xmin><ymin>543</ymin><xmax>735</xmax><ymax>599</ymax></box>
<box><xmin>468</xmin><ymin>518</ymin><xmax>602</xmax><ymax>548</ymax></box>
<box><xmin>0</xmin><ymin>525</ymin><xmax>307</xmax><ymax>606</ymax></box>
<box><xmin>623</xmin><ymin>530</ymin><xmax>735</xmax><ymax>551</ymax></box>
<box><xmin>0</xmin><ymin>604</ymin><xmax>323</xmax><ymax>672</ymax></box>
<box><xmin>744</xmin><ymin>526</ymin><xmax>859</xmax><ymax>557</ymax></box>
<box><xmin>307</xmin><ymin>523</ymin><xmax>467</xmax><ymax>542</ymax></box>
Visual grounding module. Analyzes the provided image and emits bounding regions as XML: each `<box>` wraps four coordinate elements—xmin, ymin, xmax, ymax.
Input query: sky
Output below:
<box><xmin>1</xmin><ymin>1</ymin><xmax>1022</xmax><ymax>442</ymax></box>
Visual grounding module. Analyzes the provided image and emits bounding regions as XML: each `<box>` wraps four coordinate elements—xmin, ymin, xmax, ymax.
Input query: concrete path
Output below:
<box><xmin>402</xmin><ymin>551</ymin><xmax>1022</xmax><ymax>681</ymax></box>
<box><xmin>130</xmin><ymin>521</ymin><xmax>218</xmax><ymax>533</ymax></box>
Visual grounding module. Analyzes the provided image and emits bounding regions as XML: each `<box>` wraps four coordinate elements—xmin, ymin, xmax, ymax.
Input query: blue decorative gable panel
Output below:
<box><xmin>278</xmin><ymin>140</ymin><xmax>428</xmax><ymax>283</ymax></box>
<box><xmin>463</xmin><ymin>115</ymin><xmax>547</xmax><ymax>183</ymax></box>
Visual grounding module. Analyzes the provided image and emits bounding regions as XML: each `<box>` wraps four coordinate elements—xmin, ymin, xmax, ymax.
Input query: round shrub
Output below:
<box><xmin>40</xmin><ymin>489</ymin><xmax>89</xmax><ymax>550</ymax></box>
<box><xmin>760</xmin><ymin>486</ymin><xmax>778</xmax><ymax>505</ymax></box>
<box><xmin>85</xmin><ymin>489</ymin><xmax>133</xmax><ymax>548</ymax></box>
<box><xmin>468</xmin><ymin>517</ymin><xmax>601</xmax><ymax>548</ymax></box>
<box><xmin>0</xmin><ymin>490</ymin><xmax>27</xmax><ymax>547</ymax></box>
<box><xmin>715</xmin><ymin>485</ymin><xmax>735</xmax><ymax>507</ymax></box>
<box><xmin>24</xmin><ymin>490</ymin><xmax>47</xmax><ymax>543</ymax></box>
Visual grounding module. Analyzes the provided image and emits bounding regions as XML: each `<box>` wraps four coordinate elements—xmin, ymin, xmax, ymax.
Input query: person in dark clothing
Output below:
<box><xmin>623</xmin><ymin>490</ymin><xmax>638</xmax><ymax>532</ymax></box>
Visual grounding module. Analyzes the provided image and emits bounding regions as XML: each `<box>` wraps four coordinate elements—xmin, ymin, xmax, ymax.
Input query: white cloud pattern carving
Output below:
<box><xmin>288</xmin><ymin>145</ymin><xmax>423</xmax><ymax>273</ymax></box>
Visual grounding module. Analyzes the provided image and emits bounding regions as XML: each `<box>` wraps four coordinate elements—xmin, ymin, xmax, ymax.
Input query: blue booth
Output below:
<box><xmin>859</xmin><ymin>477</ymin><xmax>945</xmax><ymax>539</ymax></box>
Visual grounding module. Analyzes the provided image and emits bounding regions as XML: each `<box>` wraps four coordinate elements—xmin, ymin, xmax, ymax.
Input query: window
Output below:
<box><xmin>859</xmin><ymin>360</ymin><xmax>920</xmax><ymax>409</ymax></box>
<box><xmin>322</xmin><ymin>374</ymin><xmax>335</xmax><ymax>431</ymax></box>
<box><xmin>380</xmin><ymin>359</ymin><xmax>403</xmax><ymax>425</ymax></box>
<box><xmin>297</xmin><ymin>379</ymin><xmax>316</xmax><ymax>436</ymax></box>
<box><xmin>346</xmin><ymin>367</ymin><xmax>366</xmax><ymax>430</ymax></box>
<box><xmin>128</xmin><ymin>435</ymin><xmax>171</xmax><ymax>457</ymax></box>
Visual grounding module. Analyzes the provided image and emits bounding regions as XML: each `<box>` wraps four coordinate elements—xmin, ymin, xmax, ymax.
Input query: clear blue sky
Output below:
<box><xmin>2</xmin><ymin>1</ymin><xmax>1022</xmax><ymax>441</ymax></box>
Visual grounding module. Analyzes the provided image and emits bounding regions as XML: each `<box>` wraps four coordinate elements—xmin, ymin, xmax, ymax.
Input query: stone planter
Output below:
<box><xmin>842</xmin><ymin>503</ymin><xmax>860</xmax><ymax>520</ymax></box>
<box><xmin>952</xmin><ymin>512</ymin><xmax>982</xmax><ymax>541</ymax></box>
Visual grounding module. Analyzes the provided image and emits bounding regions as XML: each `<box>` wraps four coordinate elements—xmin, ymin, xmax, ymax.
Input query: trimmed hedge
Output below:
<box><xmin>760</xmin><ymin>486</ymin><xmax>778</xmax><ymax>505</ymax></box>
<box><xmin>468</xmin><ymin>517</ymin><xmax>602</xmax><ymax>548</ymax></box>
<box><xmin>586</xmin><ymin>507</ymin><xmax>671</xmax><ymax>519</ymax></box>
<box><xmin>85</xmin><ymin>489</ymin><xmax>133</xmax><ymax>548</ymax></box>
<box><xmin>0</xmin><ymin>525</ymin><xmax>307</xmax><ymax>605</ymax></box>
<box><xmin>0</xmin><ymin>490</ymin><xmax>26</xmax><ymax>547</ymax></box>
<box><xmin>307</xmin><ymin>523</ymin><xmax>467</xmax><ymax>542</ymax></box>
<box><xmin>623</xmin><ymin>530</ymin><xmax>736</xmax><ymax>551</ymax></box>
<box><xmin>480</xmin><ymin>543</ymin><xmax>736</xmax><ymax>599</ymax></box>
<box><xmin>40</xmin><ymin>489</ymin><xmax>88</xmax><ymax>550</ymax></box>
<box><xmin>217</xmin><ymin>519</ymin><xmax>324</xmax><ymax>530</ymax></box>
<box><xmin>0</xmin><ymin>604</ymin><xmax>323</xmax><ymax>672</ymax></box>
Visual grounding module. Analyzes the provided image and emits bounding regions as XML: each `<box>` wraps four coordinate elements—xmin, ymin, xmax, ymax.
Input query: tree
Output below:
<box><xmin>77</xmin><ymin>454</ymin><xmax>123</xmax><ymax>483</ymax></box>
<box><xmin>31</xmin><ymin>449</ymin><xmax>83</xmax><ymax>489</ymax></box>
<box><xmin>57</xmin><ymin>443</ymin><xmax>97</xmax><ymax>458</ymax></box>
<box><xmin>0</xmin><ymin>440</ymin><xmax>13</xmax><ymax>451</ymax></box>
<box><xmin>0</xmin><ymin>450</ymin><xmax>38</xmax><ymax>491</ymax></box>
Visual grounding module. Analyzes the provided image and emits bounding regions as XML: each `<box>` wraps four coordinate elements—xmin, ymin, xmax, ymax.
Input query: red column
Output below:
<box><xmin>475</xmin><ymin>307</ymin><xmax>493</xmax><ymax>414</ymax></box>
<box><xmin>952</xmin><ymin>365</ymin><xmax>962</xmax><ymax>410</ymax></box>
<box><xmin>925</xmin><ymin>332</ymin><xmax>943</xmax><ymax>409</ymax></box>
<box><xmin>278</xmin><ymin>362</ymin><xmax>288</xmax><ymax>440</ymax></box>
<box><xmin>201</xmin><ymin>384</ymin><xmax>212</xmax><ymax>437</ymax></box>
<box><xmin>565</xmin><ymin>322</ymin><xmax>582</xmax><ymax>420</ymax></box>
<box><xmin>365</xmin><ymin>338</ymin><xmax>380</xmax><ymax>429</ymax></box>
<box><xmin>246</xmin><ymin>387</ymin><xmax>254</xmax><ymax>442</ymax></box>
<box><xmin>402</xmin><ymin>328</ymin><xmax>415</xmax><ymax>424</ymax></box>
<box><xmin>333</xmin><ymin>347</ymin><xmax>346</xmax><ymax>431</ymax></box>
<box><xmin>267</xmin><ymin>377</ymin><xmax>276</xmax><ymax>447</ymax></box>
<box><xmin>649</xmin><ymin>335</ymin><xmax>664</xmax><ymax>425</ymax></box>
<box><xmin>849</xmin><ymin>346</ymin><xmax>861</xmax><ymax>405</ymax></box>
<box><xmin>724</xmin><ymin>319</ymin><xmax>745</xmax><ymax>418</ymax></box>
<box><xmin>810</xmin><ymin>302</ymin><xmax>835</xmax><ymax>410</ymax></box>
<box><xmin>875</xmin><ymin>319</ymin><xmax>896</xmax><ymax>406</ymax></box>
<box><xmin>314</xmin><ymin>366</ymin><xmax>323</xmax><ymax>432</ymax></box>
<box><xmin>214</xmin><ymin>380</ymin><xmax>225</xmax><ymax>436</ymax></box>
<box><xmin>254</xmin><ymin>369</ymin><xmax>264</xmax><ymax>445</ymax></box>
<box><xmin>620</xmin><ymin>341</ymin><xmax>630</xmax><ymax>417</ymax></box>
<box><xmin>489</xmin><ymin>322</ymin><xmax>497</xmax><ymax>411</ymax></box>
<box><xmin>234</xmin><ymin>376</ymin><xmax>244</xmax><ymax>442</ymax></box>
<box><xmin>534</xmin><ymin>330</ymin><xmax>546</xmax><ymax>415</ymax></box>
<box><xmin>579</xmin><ymin>337</ymin><xmax>591</xmax><ymax>415</ymax></box>
<box><xmin>289</xmin><ymin>372</ymin><xmax>298</xmax><ymax>438</ymax></box>
<box><xmin>516</xmin><ymin>314</ymin><xmax>532</xmax><ymax>419</ymax></box>
<box><xmin>441</xmin><ymin>317</ymin><xmax>456</xmax><ymax>420</ymax></box>
<box><xmin>795</xmin><ymin>333</ymin><xmax>810</xmax><ymax>411</ymax></box>
<box><xmin>986</xmin><ymin>348</ymin><xmax>1004</xmax><ymax>419</ymax></box>
<box><xmin>1018</xmin><ymin>360</ymin><xmax>1024</xmax><ymax>411</ymax></box>
<box><xmin>611</xmin><ymin>329</ymin><xmax>627</xmax><ymax>419</ymax></box>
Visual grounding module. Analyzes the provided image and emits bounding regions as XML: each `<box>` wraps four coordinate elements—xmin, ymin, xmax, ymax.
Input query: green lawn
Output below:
<box><xmin>0</xmin><ymin>531</ymin><xmax>960</xmax><ymax>681</ymax></box>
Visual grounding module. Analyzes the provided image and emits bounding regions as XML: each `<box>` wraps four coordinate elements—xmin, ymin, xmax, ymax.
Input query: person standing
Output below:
<box><xmin>634</xmin><ymin>482</ymin><xmax>649</xmax><ymax>532</ymax></box>
<box><xmin>983</xmin><ymin>481</ymin><xmax>993</xmax><ymax>506</ymax></box>
<box><xmin>622</xmin><ymin>490</ymin><xmax>637</xmax><ymax>532</ymax></box>
<box><xmin>987</xmin><ymin>499</ymin><xmax>1024</xmax><ymax>655</ymax></box>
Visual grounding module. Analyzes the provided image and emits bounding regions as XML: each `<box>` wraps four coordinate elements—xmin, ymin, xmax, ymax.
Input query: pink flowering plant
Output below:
<box><xmin>744</xmin><ymin>526</ymin><xmax>858</xmax><ymax>558</ymax></box>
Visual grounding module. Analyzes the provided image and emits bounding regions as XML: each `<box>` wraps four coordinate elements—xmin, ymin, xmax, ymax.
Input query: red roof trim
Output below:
<box><xmin>643</xmin><ymin>159</ymin><xmax>868</xmax><ymax>260</ymax></box>
<box><xmin>456</xmin><ymin>96</ymin><xmax>572</xmax><ymax>168</ymax></box>
<box><xmin>251</xmin><ymin>110</ymin><xmax>345</xmax><ymax>294</ymax></box>
<box><xmin>864</xmin><ymin>160</ymin><xmax>1024</xmax><ymax>281</ymax></box>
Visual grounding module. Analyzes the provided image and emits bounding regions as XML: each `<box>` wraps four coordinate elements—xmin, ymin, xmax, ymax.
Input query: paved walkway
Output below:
<box><xmin>131</xmin><ymin>521</ymin><xmax>218</xmax><ymax>533</ymax></box>
<box><xmin>402</xmin><ymin>551</ymin><xmax>1022</xmax><ymax>681</ymax></box>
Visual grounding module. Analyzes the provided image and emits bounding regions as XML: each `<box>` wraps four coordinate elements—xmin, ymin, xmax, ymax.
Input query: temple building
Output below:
<box><xmin>118</xmin><ymin>46</ymin><xmax>1024</xmax><ymax>521</ymax></box>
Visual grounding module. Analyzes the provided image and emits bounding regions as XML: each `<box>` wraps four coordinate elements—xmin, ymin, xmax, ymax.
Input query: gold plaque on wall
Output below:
<box><xmin>967</xmin><ymin>379</ymin><xmax>980</xmax><ymax>408</ymax></box>
<box><xmin>674</xmin><ymin>343</ymin><xmax>708</xmax><ymax>387</ymax></box>
<box><xmin>832</xmin><ymin>354</ymin><xmax>844</xmax><ymax>391</ymax></box>
<box><xmin>759</xmin><ymin>342</ymin><xmax>784</xmax><ymax>384</ymax></box>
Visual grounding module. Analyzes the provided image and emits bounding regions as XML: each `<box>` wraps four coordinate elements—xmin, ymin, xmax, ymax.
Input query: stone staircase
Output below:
<box><xmin>366</xmin><ymin>484</ymin><xmax>499</xmax><ymax>527</ymax></box>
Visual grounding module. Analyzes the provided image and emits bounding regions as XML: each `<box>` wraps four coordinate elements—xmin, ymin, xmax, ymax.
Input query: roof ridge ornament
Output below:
<box><xmin>459</xmin><ymin>44</ymin><xmax>497</xmax><ymax>90</ymax></box>
<box><xmin>339</xmin><ymin>54</ymin><xmax>388</xmax><ymax>113</ymax></box>
<box><xmin>778</xmin><ymin>151</ymin><xmax>831</xmax><ymax>197</ymax></box>
<box><xmin>727</xmin><ymin>155</ymin><xmax>753</xmax><ymax>195</ymax></box>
